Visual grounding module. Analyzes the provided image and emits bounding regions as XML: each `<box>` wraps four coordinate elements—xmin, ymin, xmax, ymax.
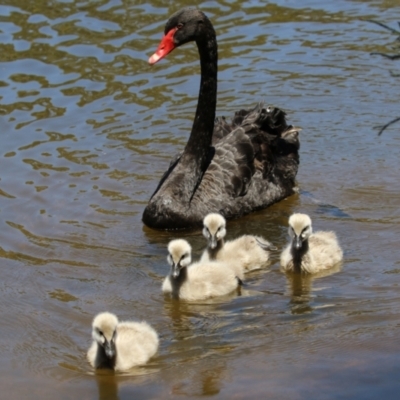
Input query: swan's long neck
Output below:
<box><xmin>208</xmin><ymin>238</ymin><xmax>224</xmax><ymax>260</ymax></box>
<box><xmin>291</xmin><ymin>239</ymin><xmax>309</xmax><ymax>272</ymax></box>
<box><xmin>171</xmin><ymin>266</ymin><xmax>188</xmax><ymax>298</ymax></box>
<box><xmin>142</xmin><ymin>18</ymin><xmax>219</xmax><ymax>228</ymax></box>
<box><xmin>182</xmin><ymin>21</ymin><xmax>217</xmax><ymax>170</ymax></box>
<box><xmin>96</xmin><ymin>344</ymin><xmax>117</xmax><ymax>369</ymax></box>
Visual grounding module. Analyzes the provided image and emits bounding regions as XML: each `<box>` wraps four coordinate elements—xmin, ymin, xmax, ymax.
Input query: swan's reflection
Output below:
<box><xmin>95</xmin><ymin>370</ymin><xmax>119</xmax><ymax>400</ymax></box>
<box><xmin>285</xmin><ymin>263</ymin><xmax>343</xmax><ymax>315</ymax></box>
<box><xmin>162</xmin><ymin>295</ymin><xmax>235</xmax><ymax>396</ymax></box>
<box><xmin>170</xmin><ymin>361</ymin><xmax>227</xmax><ymax>396</ymax></box>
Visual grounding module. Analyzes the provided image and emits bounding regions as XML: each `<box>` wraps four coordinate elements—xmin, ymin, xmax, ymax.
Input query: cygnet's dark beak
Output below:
<box><xmin>210</xmin><ymin>236</ymin><xmax>218</xmax><ymax>249</ymax></box>
<box><xmin>293</xmin><ymin>236</ymin><xmax>302</xmax><ymax>250</ymax></box>
<box><xmin>104</xmin><ymin>338</ymin><xmax>116</xmax><ymax>359</ymax></box>
<box><xmin>172</xmin><ymin>263</ymin><xmax>181</xmax><ymax>278</ymax></box>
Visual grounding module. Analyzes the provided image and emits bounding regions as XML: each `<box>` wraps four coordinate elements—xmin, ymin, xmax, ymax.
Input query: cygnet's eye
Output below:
<box><xmin>266</xmin><ymin>106</ymin><xmax>272</xmax><ymax>113</ymax></box>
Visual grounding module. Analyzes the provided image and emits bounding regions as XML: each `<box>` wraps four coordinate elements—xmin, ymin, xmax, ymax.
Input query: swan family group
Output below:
<box><xmin>87</xmin><ymin>8</ymin><xmax>343</xmax><ymax>372</ymax></box>
<box><xmin>88</xmin><ymin>212</ymin><xmax>343</xmax><ymax>371</ymax></box>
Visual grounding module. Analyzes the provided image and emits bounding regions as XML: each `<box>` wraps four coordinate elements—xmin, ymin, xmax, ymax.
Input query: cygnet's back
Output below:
<box><xmin>87</xmin><ymin>312</ymin><xmax>159</xmax><ymax>371</ymax></box>
<box><xmin>280</xmin><ymin>213</ymin><xmax>343</xmax><ymax>274</ymax></box>
<box><xmin>163</xmin><ymin>239</ymin><xmax>242</xmax><ymax>301</ymax></box>
<box><xmin>201</xmin><ymin>213</ymin><xmax>274</xmax><ymax>273</ymax></box>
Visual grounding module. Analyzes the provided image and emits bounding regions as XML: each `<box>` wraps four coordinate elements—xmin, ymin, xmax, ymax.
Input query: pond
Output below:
<box><xmin>0</xmin><ymin>0</ymin><xmax>399</xmax><ymax>398</ymax></box>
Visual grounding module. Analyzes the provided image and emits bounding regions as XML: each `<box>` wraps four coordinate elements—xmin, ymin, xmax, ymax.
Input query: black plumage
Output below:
<box><xmin>143</xmin><ymin>8</ymin><xmax>300</xmax><ymax>230</ymax></box>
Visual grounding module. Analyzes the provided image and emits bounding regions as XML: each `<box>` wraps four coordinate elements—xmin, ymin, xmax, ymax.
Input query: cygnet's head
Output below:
<box><xmin>288</xmin><ymin>213</ymin><xmax>312</xmax><ymax>250</ymax></box>
<box><xmin>202</xmin><ymin>213</ymin><xmax>226</xmax><ymax>249</ymax></box>
<box><xmin>167</xmin><ymin>239</ymin><xmax>192</xmax><ymax>279</ymax></box>
<box><xmin>91</xmin><ymin>312</ymin><xmax>118</xmax><ymax>360</ymax></box>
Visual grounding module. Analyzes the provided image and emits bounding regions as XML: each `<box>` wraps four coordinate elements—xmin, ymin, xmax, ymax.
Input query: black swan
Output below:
<box><xmin>142</xmin><ymin>8</ymin><xmax>300</xmax><ymax>230</ymax></box>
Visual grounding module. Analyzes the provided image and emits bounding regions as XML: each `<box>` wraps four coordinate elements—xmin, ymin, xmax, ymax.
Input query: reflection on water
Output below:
<box><xmin>95</xmin><ymin>372</ymin><xmax>120</xmax><ymax>400</ymax></box>
<box><xmin>286</xmin><ymin>263</ymin><xmax>343</xmax><ymax>315</ymax></box>
<box><xmin>1</xmin><ymin>0</ymin><xmax>400</xmax><ymax>398</ymax></box>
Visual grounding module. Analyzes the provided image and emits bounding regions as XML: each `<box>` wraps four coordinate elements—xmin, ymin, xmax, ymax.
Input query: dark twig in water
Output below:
<box><xmin>370</xmin><ymin>52</ymin><xmax>400</xmax><ymax>60</ymax></box>
<box><xmin>368</xmin><ymin>20</ymin><xmax>400</xmax><ymax>135</ymax></box>
<box><xmin>367</xmin><ymin>20</ymin><xmax>400</xmax><ymax>36</ymax></box>
<box><xmin>374</xmin><ymin>117</ymin><xmax>400</xmax><ymax>136</ymax></box>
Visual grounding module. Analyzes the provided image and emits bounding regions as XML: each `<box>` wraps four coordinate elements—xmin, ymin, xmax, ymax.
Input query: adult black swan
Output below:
<box><xmin>142</xmin><ymin>8</ymin><xmax>300</xmax><ymax>230</ymax></box>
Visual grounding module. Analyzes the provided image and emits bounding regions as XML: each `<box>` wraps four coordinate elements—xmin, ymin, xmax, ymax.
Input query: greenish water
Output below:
<box><xmin>1</xmin><ymin>0</ymin><xmax>400</xmax><ymax>398</ymax></box>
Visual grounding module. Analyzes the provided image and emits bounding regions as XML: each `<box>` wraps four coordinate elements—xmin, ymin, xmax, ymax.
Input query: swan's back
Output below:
<box><xmin>143</xmin><ymin>104</ymin><xmax>300</xmax><ymax>230</ymax></box>
<box><xmin>181</xmin><ymin>261</ymin><xmax>241</xmax><ymax>301</ymax></box>
<box><xmin>223</xmin><ymin>235</ymin><xmax>271</xmax><ymax>271</ymax></box>
<box><xmin>202</xmin><ymin>235</ymin><xmax>271</xmax><ymax>273</ymax></box>
<box><xmin>307</xmin><ymin>231</ymin><xmax>343</xmax><ymax>271</ymax></box>
<box><xmin>200</xmin><ymin>105</ymin><xmax>300</xmax><ymax>206</ymax></box>
<box><xmin>163</xmin><ymin>260</ymin><xmax>241</xmax><ymax>301</ymax></box>
<box><xmin>114</xmin><ymin>321</ymin><xmax>159</xmax><ymax>371</ymax></box>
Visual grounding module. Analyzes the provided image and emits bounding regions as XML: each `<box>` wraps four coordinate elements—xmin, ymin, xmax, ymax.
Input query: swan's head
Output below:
<box><xmin>91</xmin><ymin>312</ymin><xmax>118</xmax><ymax>360</ymax></box>
<box><xmin>288</xmin><ymin>213</ymin><xmax>312</xmax><ymax>250</ymax></box>
<box><xmin>167</xmin><ymin>239</ymin><xmax>192</xmax><ymax>279</ymax></box>
<box><xmin>149</xmin><ymin>8</ymin><xmax>213</xmax><ymax>65</ymax></box>
<box><xmin>202</xmin><ymin>213</ymin><xmax>226</xmax><ymax>249</ymax></box>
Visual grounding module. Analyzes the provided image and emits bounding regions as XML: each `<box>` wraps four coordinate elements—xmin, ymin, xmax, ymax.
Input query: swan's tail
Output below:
<box><xmin>231</xmin><ymin>102</ymin><xmax>295</xmax><ymax>138</ymax></box>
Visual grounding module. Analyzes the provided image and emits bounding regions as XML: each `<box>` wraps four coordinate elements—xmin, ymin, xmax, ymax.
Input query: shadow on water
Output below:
<box><xmin>301</xmin><ymin>190</ymin><xmax>352</xmax><ymax>218</ymax></box>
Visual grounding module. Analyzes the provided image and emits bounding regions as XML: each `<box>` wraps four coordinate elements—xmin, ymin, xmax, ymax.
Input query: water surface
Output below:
<box><xmin>1</xmin><ymin>0</ymin><xmax>400</xmax><ymax>398</ymax></box>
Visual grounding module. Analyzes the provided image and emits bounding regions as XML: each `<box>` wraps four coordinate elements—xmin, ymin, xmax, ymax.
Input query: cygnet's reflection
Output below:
<box><xmin>95</xmin><ymin>371</ymin><xmax>119</xmax><ymax>400</ymax></box>
<box><xmin>285</xmin><ymin>263</ymin><xmax>343</xmax><ymax>315</ymax></box>
<box><xmin>161</xmin><ymin>291</ymin><xmax>236</xmax><ymax>396</ymax></box>
<box><xmin>170</xmin><ymin>360</ymin><xmax>227</xmax><ymax>396</ymax></box>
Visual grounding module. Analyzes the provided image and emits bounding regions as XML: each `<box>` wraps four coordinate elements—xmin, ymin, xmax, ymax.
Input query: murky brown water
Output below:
<box><xmin>1</xmin><ymin>0</ymin><xmax>400</xmax><ymax>398</ymax></box>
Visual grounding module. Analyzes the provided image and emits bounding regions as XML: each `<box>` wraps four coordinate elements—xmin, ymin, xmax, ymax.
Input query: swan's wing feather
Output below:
<box><xmin>195</xmin><ymin>128</ymin><xmax>255</xmax><ymax>204</ymax></box>
<box><xmin>148</xmin><ymin>152</ymin><xmax>182</xmax><ymax>200</ymax></box>
<box><xmin>212</xmin><ymin>116</ymin><xmax>232</xmax><ymax>144</ymax></box>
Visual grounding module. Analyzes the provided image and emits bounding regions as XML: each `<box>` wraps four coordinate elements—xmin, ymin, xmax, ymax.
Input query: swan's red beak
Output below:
<box><xmin>148</xmin><ymin>28</ymin><xmax>177</xmax><ymax>65</ymax></box>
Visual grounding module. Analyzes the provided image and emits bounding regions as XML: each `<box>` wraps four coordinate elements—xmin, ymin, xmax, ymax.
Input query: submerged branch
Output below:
<box><xmin>374</xmin><ymin>117</ymin><xmax>400</xmax><ymax>136</ymax></box>
<box><xmin>367</xmin><ymin>19</ymin><xmax>400</xmax><ymax>36</ymax></box>
<box><xmin>370</xmin><ymin>52</ymin><xmax>400</xmax><ymax>60</ymax></box>
<box><xmin>368</xmin><ymin>20</ymin><xmax>400</xmax><ymax>135</ymax></box>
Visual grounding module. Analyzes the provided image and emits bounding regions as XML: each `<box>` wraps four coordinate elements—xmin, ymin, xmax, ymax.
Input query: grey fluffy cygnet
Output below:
<box><xmin>162</xmin><ymin>239</ymin><xmax>242</xmax><ymax>301</ymax></box>
<box><xmin>87</xmin><ymin>312</ymin><xmax>159</xmax><ymax>371</ymax></box>
<box><xmin>280</xmin><ymin>213</ymin><xmax>343</xmax><ymax>274</ymax></box>
<box><xmin>201</xmin><ymin>213</ymin><xmax>275</xmax><ymax>274</ymax></box>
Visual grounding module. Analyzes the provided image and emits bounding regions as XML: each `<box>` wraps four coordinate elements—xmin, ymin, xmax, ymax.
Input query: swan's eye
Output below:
<box><xmin>177</xmin><ymin>23</ymin><xmax>183</xmax><ymax>29</ymax></box>
<box><xmin>266</xmin><ymin>106</ymin><xmax>272</xmax><ymax>112</ymax></box>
